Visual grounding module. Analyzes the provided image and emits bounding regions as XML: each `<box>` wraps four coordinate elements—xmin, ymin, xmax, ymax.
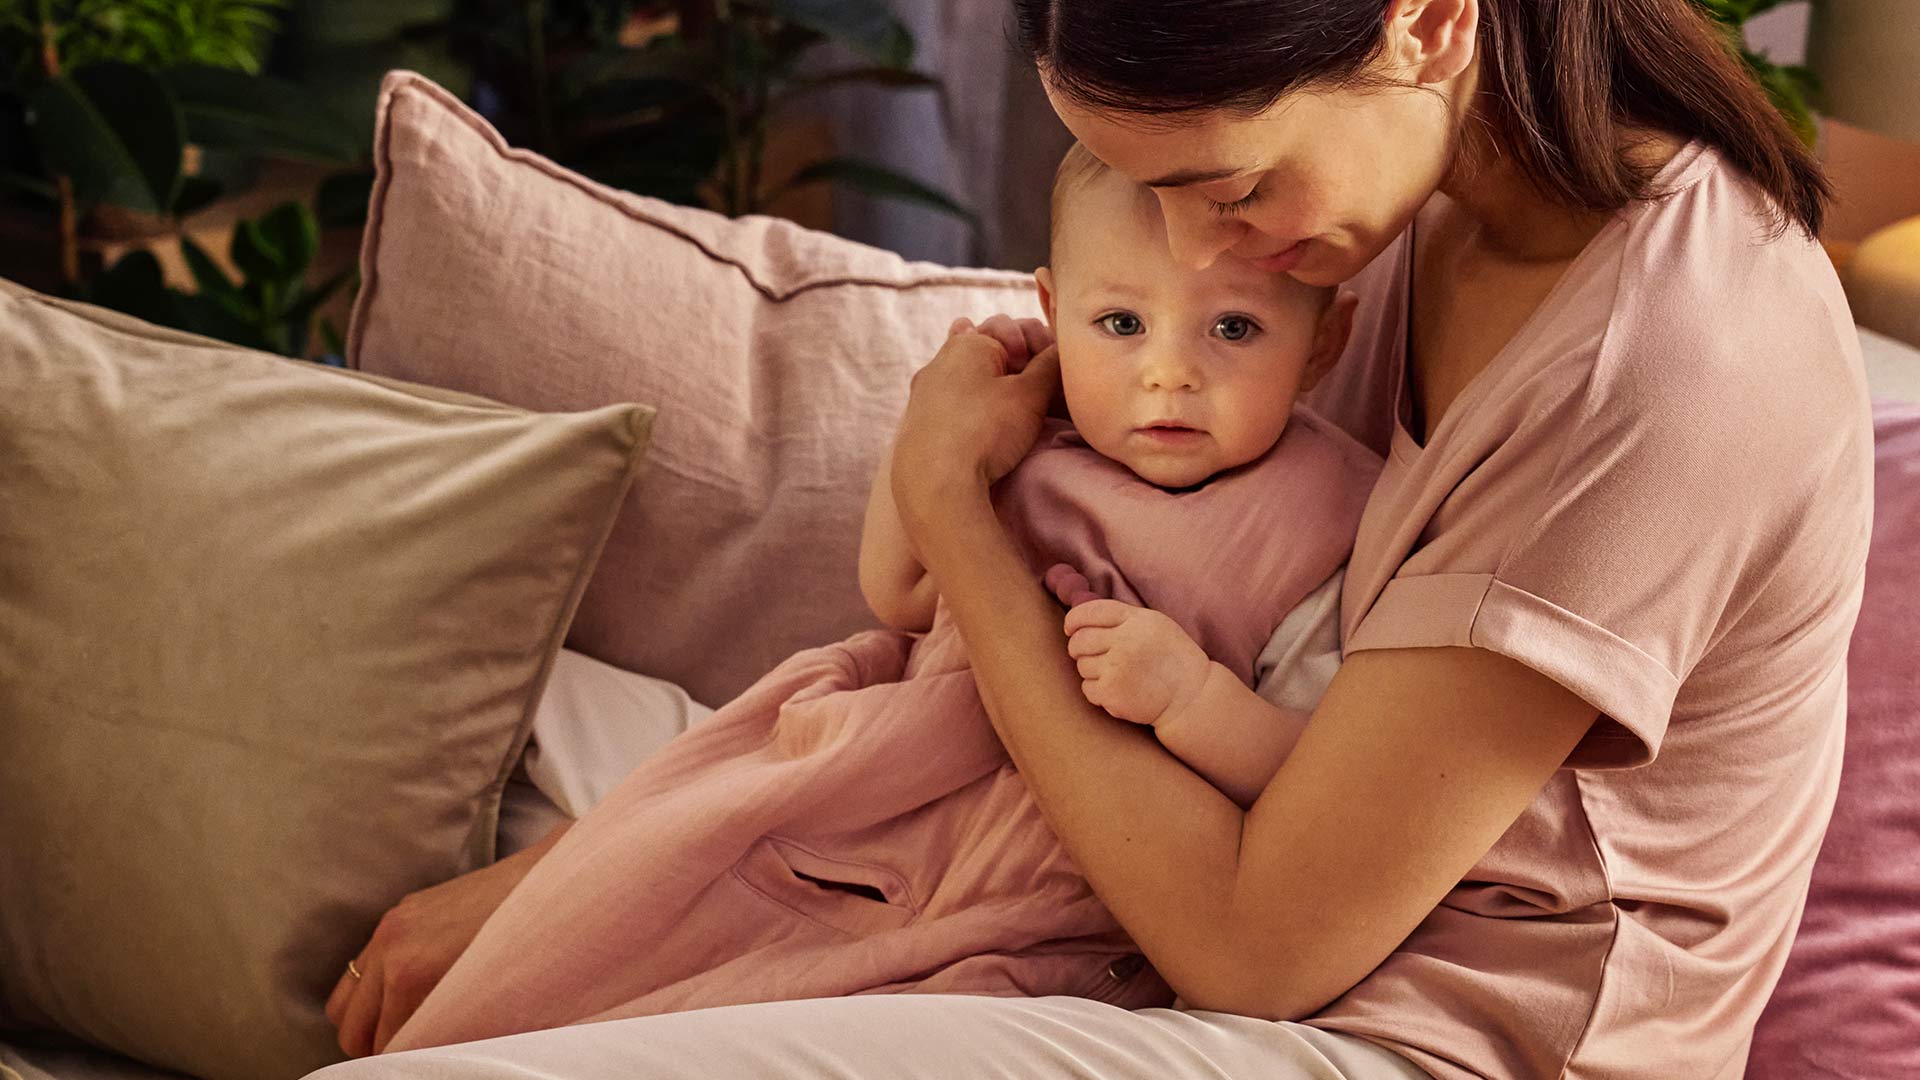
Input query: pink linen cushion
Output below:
<box><xmin>1747</xmin><ymin>402</ymin><xmax>1920</xmax><ymax>1078</ymax></box>
<box><xmin>347</xmin><ymin>70</ymin><xmax>1044</xmax><ymax>708</ymax></box>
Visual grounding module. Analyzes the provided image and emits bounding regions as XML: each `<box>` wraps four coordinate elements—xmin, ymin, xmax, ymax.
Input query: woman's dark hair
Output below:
<box><xmin>1015</xmin><ymin>0</ymin><xmax>1828</xmax><ymax>236</ymax></box>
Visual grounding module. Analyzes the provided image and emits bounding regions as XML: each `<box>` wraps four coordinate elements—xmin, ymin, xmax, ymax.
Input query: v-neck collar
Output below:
<box><xmin>1387</xmin><ymin>140</ymin><xmax>1712</xmax><ymax>464</ymax></box>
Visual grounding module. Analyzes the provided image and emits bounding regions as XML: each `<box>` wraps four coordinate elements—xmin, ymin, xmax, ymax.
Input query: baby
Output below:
<box><xmin>385</xmin><ymin>145</ymin><xmax>1384</xmax><ymax>1051</ymax></box>
<box><xmin>862</xmin><ymin>142</ymin><xmax>1367</xmax><ymax>808</ymax></box>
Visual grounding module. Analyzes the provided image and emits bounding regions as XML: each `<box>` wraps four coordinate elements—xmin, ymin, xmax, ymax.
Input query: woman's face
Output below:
<box><xmin>1043</xmin><ymin>74</ymin><xmax>1461</xmax><ymax>288</ymax></box>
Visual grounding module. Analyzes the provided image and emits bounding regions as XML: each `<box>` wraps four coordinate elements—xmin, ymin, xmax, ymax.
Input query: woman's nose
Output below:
<box><xmin>1159</xmin><ymin>199</ymin><xmax>1242</xmax><ymax>271</ymax></box>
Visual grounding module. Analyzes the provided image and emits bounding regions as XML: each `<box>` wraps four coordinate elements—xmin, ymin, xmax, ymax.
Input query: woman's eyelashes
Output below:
<box><xmin>1205</xmin><ymin>181</ymin><xmax>1264</xmax><ymax>218</ymax></box>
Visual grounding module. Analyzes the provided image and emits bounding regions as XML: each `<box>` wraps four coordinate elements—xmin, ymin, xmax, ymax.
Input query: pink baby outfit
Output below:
<box><xmin>387</xmin><ymin>407</ymin><xmax>1381</xmax><ymax>1051</ymax></box>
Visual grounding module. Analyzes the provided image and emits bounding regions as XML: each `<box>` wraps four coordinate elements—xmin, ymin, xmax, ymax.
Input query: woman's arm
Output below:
<box><xmin>888</xmin><ymin>316</ymin><xmax>1599</xmax><ymax>1020</ymax></box>
<box><xmin>858</xmin><ymin>432</ymin><xmax>940</xmax><ymax>632</ymax></box>
<box><xmin>906</xmin><ymin>483</ymin><xmax>1597</xmax><ymax>1017</ymax></box>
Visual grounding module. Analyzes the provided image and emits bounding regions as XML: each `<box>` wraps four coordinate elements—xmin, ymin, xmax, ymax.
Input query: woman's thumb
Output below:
<box><xmin>1019</xmin><ymin>344</ymin><xmax>1068</xmax><ymax>418</ymax></box>
<box><xmin>1019</xmin><ymin>344</ymin><xmax>1060</xmax><ymax>389</ymax></box>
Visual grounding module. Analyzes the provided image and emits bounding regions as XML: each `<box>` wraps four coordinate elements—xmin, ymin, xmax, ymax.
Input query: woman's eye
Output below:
<box><xmin>1099</xmin><ymin>313</ymin><xmax>1144</xmax><ymax>336</ymax></box>
<box><xmin>1215</xmin><ymin>316</ymin><xmax>1259</xmax><ymax>342</ymax></box>
<box><xmin>1206</xmin><ymin>182</ymin><xmax>1263</xmax><ymax>218</ymax></box>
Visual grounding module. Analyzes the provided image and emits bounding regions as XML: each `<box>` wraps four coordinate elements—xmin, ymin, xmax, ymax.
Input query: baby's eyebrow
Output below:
<box><xmin>1087</xmin><ymin>279</ymin><xmax>1149</xmax><ymax>299</ymax></box>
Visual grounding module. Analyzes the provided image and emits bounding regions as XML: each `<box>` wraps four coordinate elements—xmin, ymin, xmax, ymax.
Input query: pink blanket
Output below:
<box><xmin>389</xmin><ymin>410</ymin><xmax>1382</xmax><ymax>1051</ymax></box>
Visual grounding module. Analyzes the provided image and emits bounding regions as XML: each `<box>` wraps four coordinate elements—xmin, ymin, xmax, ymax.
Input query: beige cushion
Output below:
<box><xmin>1848</xmin><ymin>216</ymin><xmax>1920</xmax><ymax>352</ymax></box>
<box><xmin>349</xmin><ymin>70</ymin><xmax>1043</xmax><ymax>709</ymax></box>
<box><xmin>0</xmin><ymin>276</ymin><xmax>653</xmax><ymax>1080</ymax></box>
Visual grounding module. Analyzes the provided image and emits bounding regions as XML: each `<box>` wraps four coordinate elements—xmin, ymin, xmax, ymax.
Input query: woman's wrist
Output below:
<box><xmin>893</xmin><ymin>466</ymin><xmax>994</xmax><ymax>573</ymax></box>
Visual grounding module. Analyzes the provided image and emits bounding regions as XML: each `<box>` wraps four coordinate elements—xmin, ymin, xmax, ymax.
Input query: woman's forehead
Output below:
<box><xmin>1049</xmin><ymin>92</ymin><xmax>1297</xmax><ymax>188</ymax></box>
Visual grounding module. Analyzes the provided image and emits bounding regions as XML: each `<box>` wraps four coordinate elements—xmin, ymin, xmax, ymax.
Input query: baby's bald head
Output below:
<box><xmin>1048</xmin><ymin>141</ymin><xmax>1109</xmax><ymax>266</ymax></box>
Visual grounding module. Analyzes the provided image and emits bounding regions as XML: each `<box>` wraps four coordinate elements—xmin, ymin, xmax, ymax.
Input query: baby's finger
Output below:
<box><xmin>1064</xmin><ymin>598</ymin><xmax>1132</xmax><ymax>635</ymax></box>
<box><xmin>1043</xmin><ymin>563</ymin><xmax>1099</xmax><ymax>608</ymax></box>
<box><xmin>947</xmin><ymin>316</ymin><xmax>976</xmax><ymax>339</ymax></box>
<box><xmin>1066</xmin><ymin>627</ymin><xmax>1112</xmax><ymax>659</ymax></box>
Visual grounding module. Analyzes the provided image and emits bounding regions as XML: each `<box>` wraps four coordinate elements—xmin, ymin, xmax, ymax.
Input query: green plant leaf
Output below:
<box><xmin>284</xmin><ymin>0</ymin><xmax>455</xmax><ymax>47</ymax></box>
<box><xmin>88</xmin><ymin>249</ymin><xmax>179</xmax><ymax>328</ymax></box>
<box><xmin>178</xmin><ymin>234</ymin><xmax>236</xmax><ymax>296</ymax></box>
<box><xmin>174</xmin><ymin>290</ymin><xmax>272</xmax><ymax>350</ymax></box>
<box><xmin>760</xmin><ymin>0</ymin><xmax>914</xmax><ymax>67</ymax></box>
<box><xmin>253</xmin><ymin>201</ymin><xmax>321</xmax><ymax>275</ymax></box>
<box><xmin>566</xmin><ymin>105</ymin><xmax>729</xmax><ymax>204</ymax></box>
<box><xmin>161</xmin><ymin>65</ymin><xmax>364</xmax><ymax>164</ymax></box>
<box><xmin>0</xmin><ymin>168</ymin><xmax>56</xmax><ymax>200</ymax></box>
<box><xmin>282</xmin><ymin>264</ymin><xmax>354</xmax><ymax>334</ymax></box>
<box><xmin>172</xmin><ymin>175</ymin><xmax>224</xmax><ymax>217</ymax></box>
<box><xmin>27</xmin><ymin>63</ymin><xmax>184</xmax><ymax>214</ymax></box>
<box><xmin>315</xmin><ymin>167</ymin><xmax>376</xmax><ymax>229</ymax></box>
<box><xmin>572</xmin><ymin>76</ymin><xmax>709</xmax><ymax>120</ymax></box>
<box><xmin>231</xmin><ymin>215</ymin><xmax>285</xmax><ymax>280</ymax></box>
<box><xmin>773</xmin><ymin>156</ymin><xmax>977</xmax><ymax>227</ymax></box>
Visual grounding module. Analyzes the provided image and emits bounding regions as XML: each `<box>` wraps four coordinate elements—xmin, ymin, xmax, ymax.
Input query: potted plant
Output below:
<box><xmin>1694</xmin><ymin>0</ymin><xmax>1823</xmax><ymax>145</ymax></box>
<box><xmin>0</xmin><ymin>0</ymin><xmax>364</xmax><ymax>288</ymax></box>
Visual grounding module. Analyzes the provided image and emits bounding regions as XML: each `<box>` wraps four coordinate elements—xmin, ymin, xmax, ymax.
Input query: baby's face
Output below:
<box><xmin>1041</xmin><ymin>169</ymin><xmax>1332</xmax><ymax>490</ymax></box>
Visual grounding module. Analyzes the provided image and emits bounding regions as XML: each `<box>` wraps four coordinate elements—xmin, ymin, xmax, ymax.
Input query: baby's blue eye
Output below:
<box><xmin>1215</xmin><ymin>315</ymin><xmax>1258</xmax><ymax>341</ymax></box>
<box><xmin>1100</xmin><ymin>312</ymin><xmax>1144</xmax><ymax>336</ymax></box>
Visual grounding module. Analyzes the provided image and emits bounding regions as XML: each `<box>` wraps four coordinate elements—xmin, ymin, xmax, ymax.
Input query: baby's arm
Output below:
<box><xmin>858</xmin><ymin>433</ymin><xmax>941</xmax><ymax>632</ymax></box>
<box><xmin>1152</xmin><ymin>666</ymin><xmax>1310</xmax><ymax>810</ymax></box>
<box><xmin>1046</xmin><ymin>564</ymin><xmax>1309</xmax><ymax>810</ymax></box>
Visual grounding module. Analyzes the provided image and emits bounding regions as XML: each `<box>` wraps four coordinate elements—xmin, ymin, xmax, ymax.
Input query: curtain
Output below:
<box><xmin>817</xmin><ymin>0</ymin><xmax>1071</xmax><ymax>272</ymax></box>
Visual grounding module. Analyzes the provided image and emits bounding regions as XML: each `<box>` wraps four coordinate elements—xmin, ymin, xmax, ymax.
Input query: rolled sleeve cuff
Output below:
<box><xmin>1345</xmin><ymin>573</ymin><xmax>1675</xmax><ymax>769</ymax></box>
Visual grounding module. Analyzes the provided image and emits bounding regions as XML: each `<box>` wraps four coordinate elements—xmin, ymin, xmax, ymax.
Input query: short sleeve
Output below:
<box><xmin>1346</xmin><ymin>338</ymin><xmax>1862</xmax><ymax>770</ymax></box>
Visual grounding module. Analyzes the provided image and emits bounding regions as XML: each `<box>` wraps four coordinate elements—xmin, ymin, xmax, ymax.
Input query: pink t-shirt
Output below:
<box><xmin>1298</xmin><ymin>142</ymin><xmax>1876</xmax><ymax>1079</ymax></box>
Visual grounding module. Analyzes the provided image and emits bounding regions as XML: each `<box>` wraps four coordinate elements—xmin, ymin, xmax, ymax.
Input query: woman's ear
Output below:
<box><xmin>1384</xmin><ymin>0</ymin><xmax>1477</xmax><ymax>85</ymax></box>
<box><xmin>1035</xmin><ymin>267</ymin><xmax>1058</xmax><ymax>328</ymax></box>
<box><xmin>1300</xmin><ymin>292</ymin><xmax>1358</xmax><ymax>393</ymax></box>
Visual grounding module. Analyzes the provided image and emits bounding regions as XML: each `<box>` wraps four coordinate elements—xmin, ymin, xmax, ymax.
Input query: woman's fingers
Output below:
<box><xmin>1016</xmin><ymin>317</ymin><xmax>1055</xmax><ymax>360</ymax></box>
<box><xmin>324</xmin><ymin>960</ymin><xmax>356</xmax><ymax>1030</ymax></box>
<box><xmin>372</xmin><ymin>977</ymin><xmax>427</xmax><ymax>1055</ymax></box>
<box><xmin>974</xmin><ymin>314</ymin><xmax>1033</xmax><ymax>366</ymax></box>
<box><xmin>334</xmin><ymin>951</ymin><xmax>385</xmax><ymax>1057</ymax></box>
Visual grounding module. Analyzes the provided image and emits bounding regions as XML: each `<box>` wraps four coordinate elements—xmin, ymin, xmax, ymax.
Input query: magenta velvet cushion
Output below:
<box><xmin>1747</xmin><ymin>402</ymin><xmax>1920</xmax><ymax>1078</ymax></box>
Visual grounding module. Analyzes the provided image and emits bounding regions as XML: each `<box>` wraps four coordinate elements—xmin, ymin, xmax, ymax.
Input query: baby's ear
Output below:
<box><xmin>1300</xmin><ymin>291</ymin><xmax>1358</xmax><ymax>393</ymax></box>
<box><xmin>1034</xmin><ymin>267</ymin><xmax>1058</xmax><ymax>328</ymax></box>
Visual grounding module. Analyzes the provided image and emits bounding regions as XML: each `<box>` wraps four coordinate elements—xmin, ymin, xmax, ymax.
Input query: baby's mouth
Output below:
<box><xmin>1135</xmin><ymin>422</ymin><xmax>1206</xmax><ymax>443</ymax></box>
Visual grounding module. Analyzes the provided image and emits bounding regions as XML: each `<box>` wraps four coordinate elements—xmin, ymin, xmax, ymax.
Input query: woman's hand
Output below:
<box><xmin>1045</xmin><ymin>563</ymin><xmax>1211</xmax><ymax>728</ymax></box>
<box><xmin>890</xmin><ymin>315</ymin><xmax>1060</xmax><ymax>539</ymax></box>
<box><xmin>324</xmin><ymin>821</ymin><xmax>569</xmax><ymax>1056</ymax></box>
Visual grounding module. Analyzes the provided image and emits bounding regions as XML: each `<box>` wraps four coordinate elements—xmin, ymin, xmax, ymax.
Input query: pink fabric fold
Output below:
<box><xmin>388</xmin><ymin>409</ymin><xmax>1382</xmax><ymax>1051</ymax></box>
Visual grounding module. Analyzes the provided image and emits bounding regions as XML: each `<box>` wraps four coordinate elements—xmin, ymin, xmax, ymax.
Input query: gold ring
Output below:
<box><xmin>346</xmin><ymin>959</ymin><xmax>363</xmax><ymax>980</ymax></box>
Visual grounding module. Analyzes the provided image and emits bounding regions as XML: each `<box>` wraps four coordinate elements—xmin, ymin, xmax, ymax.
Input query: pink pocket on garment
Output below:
<box><xmin>731</xmin><ymin>836</ymin><xmax>918</xmax><ymax>939</ymax></box>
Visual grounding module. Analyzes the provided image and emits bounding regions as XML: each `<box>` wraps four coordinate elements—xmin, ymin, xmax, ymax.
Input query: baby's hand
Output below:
<box><xmin>1043</xmin><ymin>563</ymin><xmax>1210</xmax><ymax>728</ymax></box>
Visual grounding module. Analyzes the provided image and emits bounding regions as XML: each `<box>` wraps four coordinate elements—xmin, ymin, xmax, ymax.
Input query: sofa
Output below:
<box><xmin>3</xmin><ymin>70</ymin><xmax>1917</xmax><ymax>1080</ymax></box>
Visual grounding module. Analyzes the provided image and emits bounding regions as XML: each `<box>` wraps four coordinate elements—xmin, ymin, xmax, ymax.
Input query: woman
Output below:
<box><xmin>314</xmin><ymin>0</ymin><xmax>1874</xmax><ymax>1076</ymax></box>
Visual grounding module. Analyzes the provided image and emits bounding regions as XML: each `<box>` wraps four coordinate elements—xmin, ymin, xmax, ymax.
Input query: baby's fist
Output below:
<box><xmin>1046</xmin><ymin>564</ymin><xmax>1210</xmax><ymax>728</ymax></box>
